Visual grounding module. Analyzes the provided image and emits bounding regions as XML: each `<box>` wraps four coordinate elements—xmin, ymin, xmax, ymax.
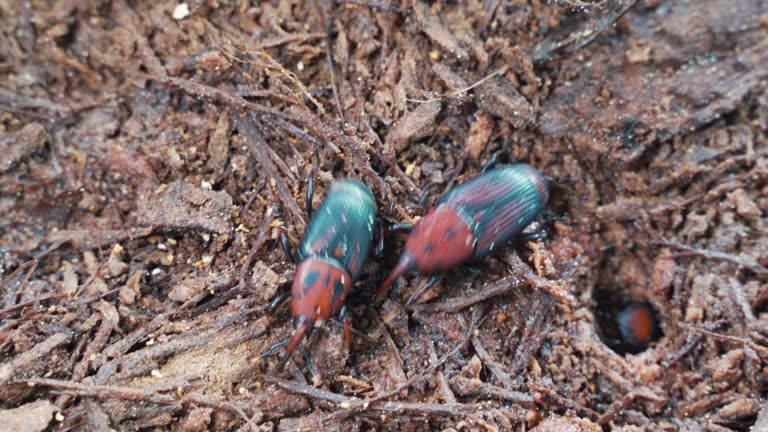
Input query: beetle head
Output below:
<box><xmin>278</xmin><ymin>258</ymin><xmax>351</xmax><ymax>369</ymax></box>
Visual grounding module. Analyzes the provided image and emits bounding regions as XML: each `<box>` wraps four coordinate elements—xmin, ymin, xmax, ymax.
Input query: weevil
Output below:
<box><xmin>616</xmin><ymin>302</ymin><xmax>660</xmax><ymax>352</ymax></box>
<box><xmin>267</xmin><ymin>178</ymin><xmax>376</xmax><ymax>370</ymax></box>
<box><xmin>374</xmin><ymin>163</ymin><xmax>549</xmax><ymax>305</ymax></box>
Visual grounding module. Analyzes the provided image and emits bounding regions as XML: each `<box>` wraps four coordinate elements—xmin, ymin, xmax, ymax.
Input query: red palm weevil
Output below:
<box><xmin>374</xmin><ymin>164</ymin><xmax>549</xmax><ymax>305</ymax></box>
<box><xmin>269</xmin><ymin>179</ymin><xmax>376</xmax><ymax>370</ymax></box>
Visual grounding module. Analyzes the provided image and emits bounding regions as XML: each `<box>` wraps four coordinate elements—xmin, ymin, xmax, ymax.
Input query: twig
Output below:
<box><xmin>185</xmin><ymin>393</ymin><xmax>260</xmax><ymax>432</ymax></box>
<box><xmin>26</xmin><ymin>378</ymin><xmax>177</xmax><ymax>404</ymax></box>
<box><xmin>530</xmin><ymin>382</ymin><xmax>600</xmax><ymax>420</ymax></box>
<box><xmin>471</xmin><ymin>335</ymin><xmax>515</xmax><ymax>390</ymax></box>
<box><xmin>657</xmin><ymin>240</ymin><xmax>768</xmax><ymax>275</ymax></box>
<box><xmin>238</xmin><ymin>204</ymin><xmax>278</xmax><ymax>288</ymax></box>
<box><xmin>531</xmin><ymin>0</ymin><xmax>638</xmax><ymax>64</ymax></box>
<box><xmin>507</xmin><ymin>293</ymin><xmax>555</xmax><ymax>376</ymax></box>
<box><xmin>0</xmin><ymin>88</ymin><xmax>71</xmax><ymax>115</ymax></box>
<box><xmin>683</xmin><ymin>324</ymin><xmax>750</xmax><ymax>344</ymax></box>
<box><xmin>264</xmin><ymin>376</ymin><xmax>502</xmax><ymax>417</ymax></box>
<box><xmin>141</xmin><ymin>74</ymin><xmax>306</xmax><ymax>124</ymax></box>
<box><xmin>0</xmin><ymin>333</ymin><xmax>72</xmax><ymax>385</ymax></box>
<box><xmin>312</xmin><ymin>0</ymin><xmax>345</xmax><ymax>120</ymax></box>
<box><xmin>449</xmin><ymin>375</ymin><xmax>534</xmax><ymax>406</ymax></box>
<box><xmin>0</xmin><ymin>240</ymin><xmax>64</xmax><ymax>307</ymax></box>
<box><xmin>257</xmin><ymin>33</ymin><xmax>326</xmax><ymax>49</ymax></box>
<box><xmin>26</xmin><ymin>379</ymin><xmax>260</xmax><ymax>431</ymax></box>
<box><xmin>322</xmin><ymin>306</ymin><xmax>486</xmax><ymax>422</ymax></box>
<box><xmin>507</xmin><ymin>252</ymin><xmax>576</xmax><ymax>306</ymax></box>
<box><xmin>409</xmin><ymin>276</ymin><xmax>528</xmax><ymax>313</ymax></box>
<box><xmin>238</xmin><ymin>116</ymin><xmax>306</xmax><ymax>228</ymax></box>
<box><xmin>406</xmin><ymin>67</ymin><xmax>509</xmax><ymax>103</ymax></box>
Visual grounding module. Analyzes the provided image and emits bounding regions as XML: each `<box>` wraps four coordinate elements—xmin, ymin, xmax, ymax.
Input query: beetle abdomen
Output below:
<box><xmin>298</xmin><ymin>179</ymin><xmax>376</xmax><ymax>280</ymax></box>
<box><xmin>617</xmin><ymin>303</ymin><xmax>657</xmax><ymax>348</ymax></box>
<box><xmin>441</xmin><ymin>164</ymin><xmax>548</xmax><ymax>257</ymax></box>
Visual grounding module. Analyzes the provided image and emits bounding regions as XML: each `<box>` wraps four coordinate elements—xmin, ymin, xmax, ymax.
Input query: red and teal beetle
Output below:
<box><xmin>374</xmin><ymin>164</ymin><xmax>549</xmax><ymax>305</ymax></box>
<box><xmin>616</xmin><ymin>302</ymin><xmax>660</xmax><ymax>352</ymax></box>
<box><xmin>269</xmin><ymin>179</ymin><xmax>377</xmax><ymax>370</ymax></box>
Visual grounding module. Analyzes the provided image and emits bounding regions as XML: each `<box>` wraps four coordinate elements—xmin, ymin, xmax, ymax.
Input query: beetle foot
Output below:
<box><xmin>280</xmin><ymin>230</ymin><xmax>296</xmax><ymax>263</ymax></box>
<box><xmin>267</xmin><ymin>292</ymin><xmax>291</xmax><ymax>313</ymax></box>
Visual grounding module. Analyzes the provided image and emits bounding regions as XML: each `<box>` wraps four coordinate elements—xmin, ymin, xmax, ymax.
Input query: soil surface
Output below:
<box><xmin>1</xmin><ymin>1</ymin><xmax>767</xmax><ymax>431</ymax></box>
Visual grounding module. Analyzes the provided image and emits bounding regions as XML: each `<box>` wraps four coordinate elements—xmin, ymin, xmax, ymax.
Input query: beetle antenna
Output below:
<box><xmin>277</xmin><ymin>317</ymin><xmax>312</xmax><ymax>370</ymax></box>
<box><xmin>372</xmin><ymin>253</ymin><xmax>415</xmax><ymax>300</ymax></box>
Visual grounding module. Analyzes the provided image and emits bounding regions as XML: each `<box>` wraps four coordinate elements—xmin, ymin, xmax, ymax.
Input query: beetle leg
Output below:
<box><xmin>482</xmin><ymin>153</ymin><xmax>500</xmax><ymax>173</ymax></box>
<box><xmin>339</xmin><ymin>304</ymin><xmax>352</xmax><ymax>350</ymax></box>
<box><xmin>517</xmin><ymin>231</ymin><xmax>545</xmax><ymax>242</ymax></box>
<box><xmin>417</xmin><ymin>189</ymin><xmax>431</xmax><ymax>207</ymax></box>
<box><xmin>387</xmin><ymin>223</ymin><xmax>413</xmax><ymax>233</ymax></box>
<box><xmin>280</xmin><ymin>231</ymin><xmax>295</xmax><ymax>263</ymax></box>
<box><xmin>259</xmin><ymin>339</ymin><xmax>289</xmax><ymax>359</ymax></box>
<box><xmin>277</xmin><ymin>317</ymin><xmax>312</xmax><ymax>371</ymax></box>
<box><xmin>404</xmin><ymin>275</ymin><xmax>443</xmax><ymax>306</ymax></box>
<box><xmin>464</xmin><ymin>264</ymin><xmax>482</xmax><ymax>274</ymax></box>
<box><xmin>267</xmin><ymin>292</ymin><xmax>292</xmax><ymax>313</ymax></box>
<box><xmin>305</xmin><ymin>170</ymin><xmax>315</xmax><ymax>218</ymax></box>
<box><xmin>300</xmin><ymin>345</ymin><xmax>317</xmax><ymax>377</ymax></box>
<box><xmin>373</xmin><ymin>222</ymin><xmax>385</xmax><ymax>257</ymax></box>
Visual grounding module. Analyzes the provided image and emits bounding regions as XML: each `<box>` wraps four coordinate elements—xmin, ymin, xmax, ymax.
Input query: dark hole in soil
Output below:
<box><xmin>594</xmin><ymin>296</ymin><xmax>663</xmax><ymax>355</ymax></box>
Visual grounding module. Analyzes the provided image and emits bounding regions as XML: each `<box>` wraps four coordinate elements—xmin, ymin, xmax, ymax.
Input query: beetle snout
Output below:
<box><xmin>293</xmin><ymin>315</ymin><xmax>314</xmax><ymax>336</ymax></box>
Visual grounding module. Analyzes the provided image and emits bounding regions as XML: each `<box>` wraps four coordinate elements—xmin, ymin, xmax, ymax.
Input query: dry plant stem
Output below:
<box><xmin>146</xmin><ymin>74</ymin><xmax>391</xmax><ymax>199</ymax></box>
<box><xmin>658</xmin><ymin>240</ymin><xmax>768</xmax><ymax>275</ymax></box>
<box><xmin>726</xmin><ymin>277</ymin><xmax>763</xmax><ymax>386</ymax></box>
<box><xmin>449</xmin><ymin>375</ymin><xmax>534</xmax><ymax>406</ymax></box>
<box><xmin>265</xmin><ymin>375</ymin><xmax>519</xmax><ymax>418</ymax></box>
<box><xmin>26</xmin><ymin>379</ymin><xmax>260</xmax><ymax>432</ymax></box>
<box><xmin>238</xmin><ymin>204</ymin><xmax>278</xmax><ymax>288</ymax></box>
<box><xmin>0</xmin><ymin>240</ymin><xmax>65</xmax><ymax>311</ymax></box>
<box><xmin>0</xmin><ymin>333</ymin><xmax>71</xmax><ymax>385</ymax></box>
<box><xmin>507</xmin><ymin>252</ymin><xmax>577</xmax><ymax>306</ymax></box>
<box><xmin>57</xmin><ymin>304</ymin><xmax>117</xmax><ymax>408</ymax></box>
<box><xmin>311</xmin><ymin>0</ymin><xmax>345</xmax><ymax>120</ymax></box>
<box><xmin>143</xmin><ymin>74</ymin><xmax>305</xmax><ymax>123</ymax></box>
<box><xmin>406</xmin><ymin>67</ymin><xmax>509</xmax><ymax>103</ymax></box>
<box><xmin>256</xmin><ymin>32</ymin><xmax>326</xmax><ymax>49</ymax></box>
<box><xmin>314</xmin><ymin>306</ymin><xmax>486</xmax><ymax>422</ymax></box>
<box><xmin>410</xmin><ymin>276</ymin><xmax>528</xmax><ymax>313</ymax></box>
<box><xmin>0</xmin><ymin>88</ymin><xmax>72</xmax><ymax>115</ymax></box>
<box><xmin>597</xmin><ymin>392</ymin><xmax>639</xmax><ymax>425</ymax></box>
<box><xmin>425</xmin><ymin>337</ymin><xmax>457</xmax><ymax>403</ymax></box>
<box><xmin>238</xmin><ymin>116</ymin><xmax>306</xmax><ymax>228</ymax></box>
<box><xmin>507</xmin><ymin>293</ymin><xmax>555</xmax><ymax>376</ymax></box>
<box><xmin>471</xmin><ymin>335</ymin><xmax>515</xmax><ymax>390</ymax></box>
<box><xmin>27</xmin><ymin>378</ymin><xmax>178</xmax><ymax>404</ymax></box>
<box><xmin>531</xmin><ymin>0</ymin><xmax>638</xmax><ymax>63</ymax></box>
<box><xmin>530</xmin><ymin>382</ymin><xmax>600</xmax><ymax>420</ymax></box>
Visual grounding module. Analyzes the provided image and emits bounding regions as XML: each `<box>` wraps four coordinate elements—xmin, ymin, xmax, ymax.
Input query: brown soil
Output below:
<box><xmin>1</xmin><ymin>1</ymin><xmax>766</xmax><ymax>431</ymax></box>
